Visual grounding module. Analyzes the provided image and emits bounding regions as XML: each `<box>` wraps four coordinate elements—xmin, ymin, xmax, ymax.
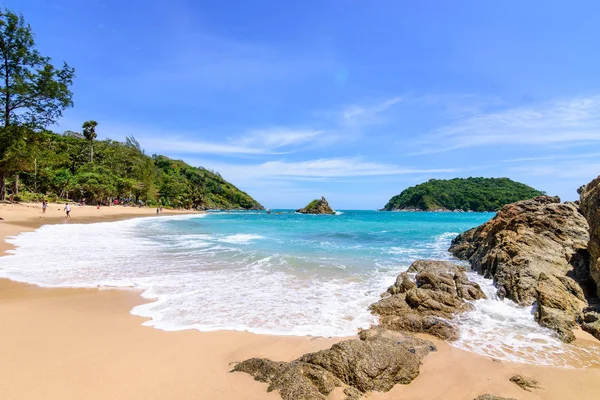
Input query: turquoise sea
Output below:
<box><xmin>2</xmin><ymin>210</ymin><xmax>598</xmax><ymax>366</ymax></box>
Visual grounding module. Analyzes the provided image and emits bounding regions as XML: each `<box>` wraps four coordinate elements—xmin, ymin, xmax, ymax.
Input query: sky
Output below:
<box><xmin>7</xmin><ymin>0</ymin><xmax>600</xmax><ymax>209</ymax></box>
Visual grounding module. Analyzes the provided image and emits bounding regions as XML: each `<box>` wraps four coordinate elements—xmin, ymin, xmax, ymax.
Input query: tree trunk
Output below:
<box><xmin>14</xmin><ymin>173</ymin><xmax>19</xmax><ymax>195</ymax></box>
<box><xmin>0</xmin><ymin>170</ymin><xmax>5</xmax><ymax>200</ymax></box>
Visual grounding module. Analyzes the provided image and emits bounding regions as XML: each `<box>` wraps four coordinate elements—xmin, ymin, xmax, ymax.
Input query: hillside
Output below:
<box><xmin>6</xmin><ymin>131</ymin><xmax>263</xmax><ymax>210</ymax></box>
<box><xmin>382</xmin><ymin>177</ymin><xmax>545</xmax><ymax>212</ymax></box>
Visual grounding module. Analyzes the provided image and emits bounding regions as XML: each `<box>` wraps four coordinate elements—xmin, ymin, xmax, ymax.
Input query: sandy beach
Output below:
<box><xmin>1</xmin><ymin>202</ymin><xmax>599</xmax><ymax>400</ymax></box>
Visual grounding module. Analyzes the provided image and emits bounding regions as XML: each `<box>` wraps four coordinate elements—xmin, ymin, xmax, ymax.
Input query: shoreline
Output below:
<box><xmin>1</xmin><ymin>203</ymin><xmax>600</xmax><ymax>399</ymax></box>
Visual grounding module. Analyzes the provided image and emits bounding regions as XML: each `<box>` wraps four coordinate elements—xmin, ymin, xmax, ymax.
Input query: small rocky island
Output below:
<box><xmin>296</xmin><ymin>196</ymin><xmax>336</xmax><ymax>215</ymax></box>
<box><xmin>234</xmin><ymin>175</ymin><xmax>600</xmax><ymax>400</ymax></box>
<box><xmin>382</xmin><ymin>177</ymin><xmax>544</xmax><ymax>212</ymax></box>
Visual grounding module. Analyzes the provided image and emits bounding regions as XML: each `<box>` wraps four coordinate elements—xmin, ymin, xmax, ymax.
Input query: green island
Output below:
<box><xmin>382</xmin><ymin>177</ymin><xmax>545</xmax><ymax>212</ymax></box>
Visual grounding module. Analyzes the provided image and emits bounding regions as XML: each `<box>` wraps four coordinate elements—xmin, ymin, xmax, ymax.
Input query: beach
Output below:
<box><xmin>1</xmin><ymin>203</ymin><xmax>600</xmax><ymax>400</ymax></box>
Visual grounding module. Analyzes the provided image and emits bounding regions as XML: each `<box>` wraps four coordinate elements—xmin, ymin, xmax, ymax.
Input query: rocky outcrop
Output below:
<box><xmin>449</xmin><ymin>196</ymin><xmax>589</xmax><ymax>305</ymax></box>
<box><xmin>509</xmin><ymin>375</ymin><xmax>541</xmax><ymax>392</ymax></box>
<box><xmin>232</xmin><ymin>328</ymin><xmax>435</xmax><ymax>400</ymax></box>
<box><xmin>473</xmin><ymin>396</ymin><xmax>516</xmax><ymax>400</ymax></box>
<box><xmin>579</xmin><ymin>175</ymin><xmax>600</xmax><ymax>296</ymax></box>
<box><xmin>370</xmin><ymin>260</ymin><xmax>486</xmax><ymax>340</ymax></box>
<box><xmin>448</xmin><ymin>195</ymin><xmax>598</xmax><ymax>342</ymax></box>
<box><xmin>296</xmin><ymin>197</ymin><xmax>336</xmax><ymax>215</ymax></box>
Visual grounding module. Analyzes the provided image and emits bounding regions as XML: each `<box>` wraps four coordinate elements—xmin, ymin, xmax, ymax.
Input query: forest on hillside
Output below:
<box><xmin>0</xmin><ymin>8</ymin><xmax>262</xmax><ymax>209</ymax></box>
<box><xmin>5</xmin><ymin>131</ymin><xmax>263</xmax><ymax>209</ymax></box>
<box><xmin>382</xmin><ymin>177</ymin><xmax>545</xmax><ymax>212</ymax></box>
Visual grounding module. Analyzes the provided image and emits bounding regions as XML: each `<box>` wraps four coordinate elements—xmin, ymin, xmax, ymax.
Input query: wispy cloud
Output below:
<box><xmin>189</xmin><ymin>157</ymin><xmax>457</xmax><ymax>183</ymax></box>
<box><xmin>509</xmin><ymin>162</ymin><xmax>600</xmax><ymax>180</ymax></box>
<box><xmin>338</xmin><ymin>97</ymin><xmax>403</xmax><ymax>127</ymax></box>
<box><xmin>235</xmin><ymin>128</ymin><xmax>338</xmax><ymax>150</ymax></box>
<box><xmin>414</xmin><ymin>96</ymin><xmax>600</xmax><ymax>153</ymax></box>
<box><xmin>502</xmin><ymin>152</ymin><xmax>600</xmax><ymax>163</ymax></box>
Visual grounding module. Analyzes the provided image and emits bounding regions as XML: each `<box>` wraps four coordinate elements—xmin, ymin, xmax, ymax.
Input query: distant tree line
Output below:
<box><xmin>382</xmin><ymin>177</ymin><xmax>545</xmax><ymax>212</ymax></box>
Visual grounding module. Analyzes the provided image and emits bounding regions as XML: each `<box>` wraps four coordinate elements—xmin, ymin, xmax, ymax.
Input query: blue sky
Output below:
<box><xmin>8</xmin><ymin>0</ymin><xmax>600</xmax><ymax>209</ymax></box>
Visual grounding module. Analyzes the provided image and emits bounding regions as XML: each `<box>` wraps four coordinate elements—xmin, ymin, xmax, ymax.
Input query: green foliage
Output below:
<box><xmin>10</xmin><ymin>131</ymin><xmax>263</xmax><ymax>210</ymax></box>
<box><xmin>0</xmin><ymin>7</ymin><xmax>75</xmax><ymax>199</ymax></box>
<box><xmin>382</xmin><ymin>177</ymin><xmax>545</xmax><ymax>212</ymax></box>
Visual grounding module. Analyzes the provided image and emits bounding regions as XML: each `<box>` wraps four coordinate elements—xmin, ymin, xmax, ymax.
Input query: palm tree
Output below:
<box><xmin>82</xmin><ymin>120</ymin><xmax>98</xmax><ymax>162</ymax></box>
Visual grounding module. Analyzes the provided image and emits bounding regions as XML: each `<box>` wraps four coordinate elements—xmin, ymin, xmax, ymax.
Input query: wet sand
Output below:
<box><xmin>1</xmin><ymin>202</ymin><xmax>599</xmax><ymax>400</ymax></box>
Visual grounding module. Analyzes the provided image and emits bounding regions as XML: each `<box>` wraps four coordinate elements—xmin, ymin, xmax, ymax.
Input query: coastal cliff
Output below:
<box><xmin>449</xmin><ymin>185</ymin><xmax>600</xmax><ymax>342</ymax></box>
<box><xmin>579</xmin><ymin>176</ymin><xmax>600</xmax><ymax>296</ymax></box>
<box><xmin>296</xmin><ymin>197</ymin><xmax>336</xmax><ymax>215</ymax></box>
<box><xmin>382</xmin><ymin>177</ymin><xmax>544</xmax><ymax>212</ymax></box>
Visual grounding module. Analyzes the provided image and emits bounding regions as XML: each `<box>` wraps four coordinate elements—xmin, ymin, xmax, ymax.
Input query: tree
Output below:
<box><xmin>82</xmin><ymin>120</ymin><xmax>98</xmax><ymax>162</ymax></box>
<box><xmin>0</xmin><ymin>8</ymin><xmax>75</xmax><ymax>199</ymax></box>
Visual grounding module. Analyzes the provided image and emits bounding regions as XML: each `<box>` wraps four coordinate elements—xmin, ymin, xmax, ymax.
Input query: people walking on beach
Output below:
<box><xmin>64</xmin><ymin>202</ymin><xmax>71</xmax><ymax>218</ymax></box>
<box><xmin>42</xmin><ymin>200</ymin><xmax>47</xmax><ymax>214</ymax></box>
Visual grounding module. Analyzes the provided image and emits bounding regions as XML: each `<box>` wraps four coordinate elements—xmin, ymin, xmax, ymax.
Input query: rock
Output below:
<box><xmin>370</xmin><ymin>260</ymin><xmax>486</xmax><ymax>340</ymax></box>
<box><xmin>448</xmin><ymin>195</ymin><xmax>597</xmax><ymax>341</ymax></box>
<box><xmin>582</xmin><ymin>312</ymin><xmax>600</xmax><ymax>340</ymax></box>
<box><xmin>509</xmin><ymin>374</ymin><xmax>541</xmax><ymax>391</ymax></box>
<box><xmin>232</xmin><ymin>328</ymin><xmax>434</xmax><ymax>400</ymax></box>
<box><xmin>579</xmin><ymin>175</ymin><xmax>600</xmax><ymax>296</ymax></box>
<box><xmin>296</xmin><ymin>197</ymin><xmax>336</xmax><ymax>215</ymax></box>
<box><xmin>535</xmin><ymin>272</ymin><xmax>587</xmax><ymax>342</ymax></box>
<box><xmin>449</xmin><ymin>196</ymin><xmax>590</xmax><ymax>306</ymax></box>
<box><xmin>473</xmin><ymin>395</ymin><xmax>516</xmax><ymax>400</ymax></box>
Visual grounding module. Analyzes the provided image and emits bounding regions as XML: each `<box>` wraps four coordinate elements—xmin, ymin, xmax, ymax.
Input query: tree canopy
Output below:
<box><xmin>0</xmin><ymin>8</ymin><xmax>75</xmax><ymax>199</ymax></box>
<box><xmin>7</xmin><ymin>130</ymin><xmax>264</xmax><ymax>210</ymax></box>
<box><xmin>382</xmin><ymin>177</ymin><xmax>545</xmax><ymax>212</ymax></box>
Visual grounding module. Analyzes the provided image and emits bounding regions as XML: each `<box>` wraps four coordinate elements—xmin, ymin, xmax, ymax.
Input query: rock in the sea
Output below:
<box><xmin>232</xmin><ymin>328</ymin><xmax>434</xmax><ymax>400</ymax></box>
<box><xmin>509</xmin><ymin>375</ymin><xmax>540</xmax><ymax>392</ymax></box>
<box><xmin>473</xmin><ymin>395</ymin><xmax>516</xmax><ymax>400</ymax></box>
<box><xmin>449</xmin><ymin>196</ymin><xmax>590</xmax><ymax>306</ymax></box>
<box><xmin>296</xmin><ymin>196</ymin><xmax>336</xmax><ymax>215</ymax></box>
<box><xmin>370</xmin><ymin>260</ymin><xmax>486</xmax><ymax>340</ymax></box>
<box><xmin>579</xmin><ymin>175</ymin><xmax>600</xmax><ymax>296</ymax></box>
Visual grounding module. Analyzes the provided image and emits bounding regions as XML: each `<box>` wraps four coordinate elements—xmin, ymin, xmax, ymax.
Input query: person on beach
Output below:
<box><xmin>64</xmin><ymin>202</ymin><xmax>71</xmax><ymax>218</ymax></box>
<box><xmin>42</xmin><ymin>200</ymin><xmax>47</xmax><ymax>214</ymax></box>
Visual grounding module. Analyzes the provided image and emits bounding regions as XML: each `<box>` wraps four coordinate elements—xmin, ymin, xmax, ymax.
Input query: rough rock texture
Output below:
<box><xmin>473</xmin><ymin>395</ymin><xmax>516</xmax><ymax>400</ymax></box>
<box><xmin>579</xmin><ymin>175</ymin><xmax>600</xmax><ymax>296</ymax></box>
<box><xmin>449</xmin><ymin>196</ymin><xmax>590</xmax><ymax>305</ymax></box>
<box><xmin>448</xmin><ymin>195</ymin><xmax>596</xmax><ymax>342</ymax></box>
<box><xmin>509</xmin><ymin>375</ymin><xmax>541</xmax><ymax>392</ymax></box>
<box><xmin>370</xmin><ymin>260</ymin><xmax>486</xmax><ymax>340</ymax></box>
<box><xmin>232</xmin><ymin>328</ymin><xmax>434</xmax><ymax>400</ymax></box>
<box><xmin>582</xmin><ymin>311</ymin><xmax>600</xmax><ymax>340</ymax></box>
<box><xmin>296</xmin><ymin>196</ymin><xmax>335</xmax><ymax>215</ymax></box>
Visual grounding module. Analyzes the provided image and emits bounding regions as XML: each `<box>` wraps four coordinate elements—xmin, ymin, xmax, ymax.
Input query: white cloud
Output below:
<box><xmin>339</xmin><ymin>97</ymin><xmax>402</xmax><ymax>127</ymax></box>
<box><xmin>509</xmin><ymin>162</ymin><xmax>600</xmax><ymax>180</ymax></box>
<box><xmin>415</xmin><ymin>96</ymin><xmax>600</xmax><ymax>153</ymax></box>
<box><xmin>189</xmin><ymin>157</ymin><xmax>457</xmax><ymax>183</ymax></box>
<box><xmin>236</xmin><ymin>128</ymin><xmax>335</xmax><ymax>149</ymax></box>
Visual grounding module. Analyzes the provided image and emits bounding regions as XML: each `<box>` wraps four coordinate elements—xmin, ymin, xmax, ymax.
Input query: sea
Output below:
<box><xmin>1</xmin><ymin>210</ymin><xmax>598</xmax><ymax>367</ymax></box>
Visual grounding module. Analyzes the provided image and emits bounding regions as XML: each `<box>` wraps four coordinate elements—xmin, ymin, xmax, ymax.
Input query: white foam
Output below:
<box><xmin>2</xmin><ymin>216</ymin><xmax>598</xmax><ymax>367</ymax></box>
<box><xmin>0</xmin><ymin>217</ymin><xmax>384</xmax><ymax>338</ymax></box>
<box><xmin>217</xmin><ymin>234</ymin><xmax>265</xmax><ymax>244</ymax></box>
<box><xmin>452</xmin><ymin>273</ymin><xmax>600</xmax><ymax>367</ymax></box>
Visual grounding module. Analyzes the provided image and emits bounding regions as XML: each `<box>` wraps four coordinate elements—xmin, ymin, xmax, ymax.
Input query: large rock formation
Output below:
<box><xmin>296</xmin><ymin>197</ymin><xmax>336</xmax><ymax>215</ymax></box>
<box><xmin>449</xmin><ymin>195</ymin><xmax>599</xmax><ymax>342</ymax></box>
<box><xmin>370</xmin><ymin>260</ymin><xmax>486</xmax><ymax>340</ymax></box>
<box><xmin>449</xmin><ymin>196</ymin><xmax>589</xmax><ymax>305</ymax></box>
<box><xmin>232</xmin><ymin>328</ymin><xmax>435</xmax><ymax>400</ymax></box>
<box><xmin>579</xmin><ymin>175</ymin><xmax>600</xmax><ymax>296</ymax></box>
